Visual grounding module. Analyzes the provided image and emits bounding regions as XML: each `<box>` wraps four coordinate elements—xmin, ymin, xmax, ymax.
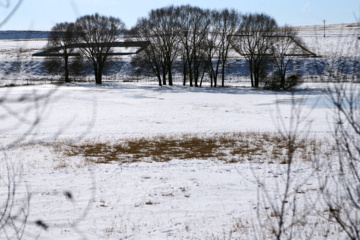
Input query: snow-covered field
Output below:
<box><xmin>0</xmin><ymin>24</ymin><xmax>358</xmax><ymax>239</ymax></box>
<box><xmin>0</xmin><ymin>81</ymin><xmax>340</xmax><ymax>239</ymax></box>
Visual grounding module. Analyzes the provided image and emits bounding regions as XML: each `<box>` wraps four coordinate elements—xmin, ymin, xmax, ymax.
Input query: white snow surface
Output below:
<box><xmin>0</xmin><ymin>82</ymin><xmax>339</xmax><ymax>239</ymax></box>
<box><xmin>0</xmin><ymin>24</ymin><xmax>357</xmax><ymax>239</ymax></box>
<box><xmin>0</xmin><ymin>82</ymin><xmax>333</xmax><ymax>142</ymax></box>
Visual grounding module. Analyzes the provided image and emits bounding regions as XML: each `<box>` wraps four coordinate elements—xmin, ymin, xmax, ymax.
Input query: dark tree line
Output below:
<box><xmin>128</xmin><ymin>6</ymin><xmax>181</xmax><ymax>86</ymax></box>
<box><xmin>42</xmin><ymin>7</ymin><xmax>308</xmax><ymax>89</ymax></box>
<box><xmin>43</xmin><ymin>13</ymin><xmax>125</xmax><ymax>85</ymax></box>
<box><xmin>230</xmin><ymin>13</ymin><xmax>278</xmax><ymax>88</ymax></box>
<box><xmin>129</xmin><ymin>5</ymin><xmax>241</xmax><ymax>87</ymax></box>
<box><xmin>130</xmin><ymin>5</ymin><xmax>306</xmax><ymax>89</ymax></box>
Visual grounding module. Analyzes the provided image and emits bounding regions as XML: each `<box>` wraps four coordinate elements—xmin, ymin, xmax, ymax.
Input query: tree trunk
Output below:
<box><xmin>199</xmin><ymin>66</ymin><xmax>206</xmax><ymax>87</ymax></box>
<box><xmin>254</xmin><ymin>68</ymin><xmax>259</xmax><ymax>88</ymax></box>
<box><xmin>183</xmin><ymin>68</ymin><xmax>187</xmax><ymax>86</ymax></box>
<box><xmin>214</xmin><ymin>67</ymin><xmax>218</xmax><ymax>87</ymax></box>
<box><xmin>194</xmin><ymin>67</ymin><xmax>199</xmax><ymax>87</ymax></box>
<box><xmin>280</xmin><ymin>64</ymin><xmax>285</xmax><ymax>89</ymax></box>
<box><xmin>188</xmin><ymin>61</ymin><xmax>193</xmax><ymax>87</ymax></box>
<box><xmin>96</xmin><ymin>71</ymin><xmax>102</xmax><ymax>85</ymax></box>
<box><xmin>280</xmin><ymin>71</ymin><xmax>285</xmax><ymax>89</ymax></box>
<box><xmin>221</xmin><ymin>62</ymin><xmax>226</xmax><ymax>87</ymax></box>
<box><xmin>167</xmin><ymin>58</ymin><xmax>173</xmax><ymax>86</ymax></box>
<box><xmin>249</xmin><ymin>61</ymin><xmax>254</xmax><ymax>87</ymax></box>
<box><xmin>183</xmin><ymin>60</ymin><xmax>187</xmax><ymax>86</ymax></box>
<box><xmin>162</xmin><ymin>70</ymin><xmax>167</xmax><ymax>85</ymax></box>
<box><xmin>95</xmin><ymin>69</ymin><xmax>102</xmax><ymax>85</ymax></box>
<box><xmin>168</xmin><ymin>68</ymin><xmax>173</xmax><ymax>86</ymax></box>
<box><xmin>254</xmin><ymin>74</ymin><xmax>259</xmax><ymax>88</ymax></box>
<box><xmin>253</xmin><ymin>59</ymin><xmax>260</xmax><ymax>88</ymax></box>
<box><xmin>64</xmin><ymin>55</ymin><xmax>70</xmax><ymax>82</ymax></box>
<box><xmin>93</xmin><ymin>61</ymin><xmax>103</xmax><ymax>85</ymax></box>
<box><xmin>157</xmin><ymin>74</ymin><xmax>162</xmax><ymax>86</ymax></box>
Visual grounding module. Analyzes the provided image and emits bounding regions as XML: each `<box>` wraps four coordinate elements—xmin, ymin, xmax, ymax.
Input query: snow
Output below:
<box><xmin>0</xmin><ymin>82</ymin><xmax>338</xmax><ymax>239</ymax></box>
<box><xmin>0</xmin><ymin>82</ymin><xmax>333</xmax><ymax>142</ymax></box>
<box><xmin>25</xmin><ymin>160</ymin><xmax>256</xmax><ymax>239</ymax></box>
<box><xmin>0</xmin><ymin>24</ymin><xmax>357</xmax><ymax>239</ymax></box>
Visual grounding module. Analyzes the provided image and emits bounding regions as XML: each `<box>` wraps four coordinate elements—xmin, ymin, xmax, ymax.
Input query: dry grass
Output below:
<box><xmin>54</xmin><ymin>162</ymin><xmax>69</xmax><ymax>170</ymax></box>
<box><xmin>55</xmin><ymin>132</ymin><xmax>325</xmax><ymax>165</ymax></box>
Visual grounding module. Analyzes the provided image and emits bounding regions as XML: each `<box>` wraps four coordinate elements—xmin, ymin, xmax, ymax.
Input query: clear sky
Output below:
<box><xmin>1</xmin><ymin>0</ymin><xmax>359</xmax><ymax>30</ymax></box>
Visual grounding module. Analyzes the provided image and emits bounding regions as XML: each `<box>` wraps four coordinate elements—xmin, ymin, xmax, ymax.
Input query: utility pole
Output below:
<box><xmin>323</xmin><ymin>20</ymin><xmax>326</xmax><ymax>37</ymax></box>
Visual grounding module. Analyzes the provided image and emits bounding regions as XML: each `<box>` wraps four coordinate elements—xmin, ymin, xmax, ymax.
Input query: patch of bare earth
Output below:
<box><xmin>55</xmin><ymin>132</ymin><xmax>326</xmax><ymax>165</ymax></box>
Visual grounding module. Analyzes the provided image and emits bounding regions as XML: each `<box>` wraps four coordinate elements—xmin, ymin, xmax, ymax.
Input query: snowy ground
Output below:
<box><xmin>0</xmin><ymin>24</ymin><xmax>358</xmax><ymax>239</ymax></box>
<box><xmin>0</xmin><ymin>82</ymin><xmax>333</xmax><ymax>141</ymax></box>
<box><xmin>0</xmin><ymin>81</ymin><xmax>343</xmax><ymax>239</ymax></box>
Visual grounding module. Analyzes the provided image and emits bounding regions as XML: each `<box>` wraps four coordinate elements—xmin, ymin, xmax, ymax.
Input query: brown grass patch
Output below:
<box><xmin>57</xmin><ymin>132</ymin><xmax>324</xmax><ymax>165</ymax></box>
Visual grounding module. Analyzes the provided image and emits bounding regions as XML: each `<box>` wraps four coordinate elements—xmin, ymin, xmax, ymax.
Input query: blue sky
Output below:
<box><xmin>1</xmin><ymin>0</ymin><xmax>359</xmax><ymax>30</ymax></box>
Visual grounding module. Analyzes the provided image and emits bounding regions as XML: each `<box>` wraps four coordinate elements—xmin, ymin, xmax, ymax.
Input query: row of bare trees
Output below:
<box><xmin>129</xmin><ymin>5</ymin><xmax>307</xmax><ymax>89</ymax></box>
<box><xmin>129</xmin><ymin>5</ymin><xmax>241</xmax><ymax>87</ymax></box>
<box><xmin>42</xmin><ymin>6</ymin><xmax>307</xmax><ymax>89</ymax></box>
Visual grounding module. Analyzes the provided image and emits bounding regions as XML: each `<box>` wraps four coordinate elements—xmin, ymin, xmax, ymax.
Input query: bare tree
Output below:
<box><xmin>178</xmin><ymin>5</ymin><xmax>211</xmax><ymax>87</ymax></box>
<box><xmin>75</xmin><ymin>13</ymin><xmax>125</xmax><ymax>85</ymax></box>
<box><xmin>230</xmin><ymin>13</ymin><xmax>278</xmax><ymax>88</ymax></box>
<box><xmin>307</xmin><ymin>22</ymin><xmax>360</xmax><ymax>239</ymax></box>
<box><xmin>0</xmin><ymin>157</ymin><xmax>30</xmax><ymax>240</ymax></box>
<box><xmin>129</xmin><ymin>14</ymin><xmax>165</xmax><ymax>86</ymax></box>
<box><xmin>42</xmin><ymin>22</ymin><xmax>77</xmax><ymax>82</ymax></box>
<box><xmin>130</xmin><ymin>49</ymin><xmax>163</xmax><ymax>84</ymax></box>
<box><xmin>131</xmin><ymin>5</ymin><xmax>212</xmax><ymax>87</ymax></box>
<box><xmin>268</xmin><ymin>25</ymin><xmax>307</xmax><ymax>90</ymax></box>
<box><xmin>129</xmin><ymin>6</ymin><xmax>181</xmax><ymax>86</ymax></box>
<box><xmin>203</xmin><ymin>14</ymin><xmax>218</xmax><ymax>87</ymax></box>
<box><xmin>321</xmin><ymin>82</ymin><xmax>360</xmax><ymax>240</ymax></box>
<box><xmin>254</xmin><ymin>92</ymin><xmax>318</xmax><ymax>240</ymax></box>
<box><xmin>129</xmin><ymin>39</ymin><xmax>166</xmax><ymax>86</ymax></box>
<box><xmin>209</xmin><ymin>9</ymin><xmax>241</xmax><ymax>87</ymax></box>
